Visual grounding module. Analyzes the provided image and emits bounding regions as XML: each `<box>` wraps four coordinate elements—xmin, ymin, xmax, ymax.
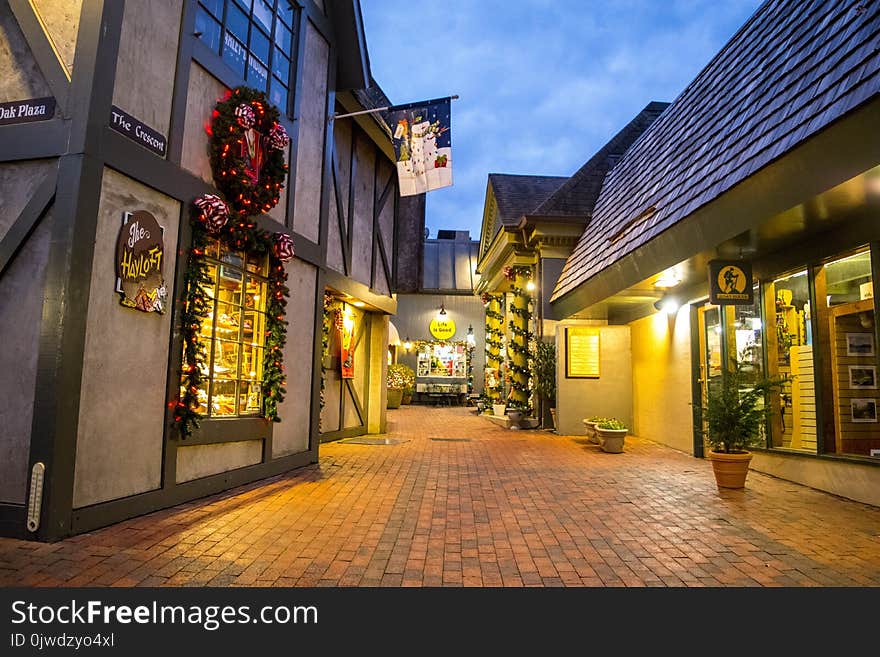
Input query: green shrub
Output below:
<box><xmin>387</xmin><ymin>363</ymin><xmax>415</xmax><ymax>390</ymax></box>
<box><xmin>597</xmin><ymin>418</ymin><xmax>627</xmax><ymax>430</ymax></box>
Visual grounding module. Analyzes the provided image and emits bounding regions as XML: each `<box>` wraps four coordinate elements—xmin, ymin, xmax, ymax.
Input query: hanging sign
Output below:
<box><xmin>110</xmin><ymin>105</ymin><xmax>167</xmax><ymax>157</ymax></box>
<box><xmin>340</xmin><ymin>312</ymin><xmax>355</xmax><ymax>379</ymax></box>
<box><xmin>0</xmin><ymin>96</ymin><xmax>55</xmax><ymax>126</ymax></box>
<box><xmin>387</xmin><ymin>97</ymin><xmax>453</xmax><ymax>197</ymax></box>
<box><xmin>115</xmin><ymin>210</ymin><xmax>166</xmax><ymax>314</ymax></box>
<box><xmin>709</xmin><ymin>260</ymin><xmax>753</xmax><ymax>305</ymax></box>
<box><xmin>429</xmin><ymin>317</ymin><xmax>456</xmax><ymax>340</ymax></box>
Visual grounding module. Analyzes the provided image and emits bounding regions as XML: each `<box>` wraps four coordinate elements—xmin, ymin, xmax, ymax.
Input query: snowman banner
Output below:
<box><xmin>386</xmin><ymin>97</ymin><xmax>452</xmax><ymax>197</ymax></box>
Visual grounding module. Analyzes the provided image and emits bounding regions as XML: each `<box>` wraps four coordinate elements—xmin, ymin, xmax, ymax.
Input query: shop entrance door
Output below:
<box><xmin>697</xmin><ymin>304</ymin><xmax>724</xmax><ymax>454</ymax></box>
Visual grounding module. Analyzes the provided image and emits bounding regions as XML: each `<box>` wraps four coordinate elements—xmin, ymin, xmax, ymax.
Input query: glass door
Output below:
<box><xmin>698</xmin><ymin>305</ymin><xmax>723</xmax><ymax>452</ymax></box>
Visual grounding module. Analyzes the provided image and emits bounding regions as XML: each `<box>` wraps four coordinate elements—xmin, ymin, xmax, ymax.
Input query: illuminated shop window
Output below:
<box><xmin>183</xmin><ymin>238</ymin><xmax>269</xmax><ymax>418</ymax></box>
<box><xmin>195</xmin><ymin>0</ymin><xmax>297</xmax><ymax>111</ymax></box>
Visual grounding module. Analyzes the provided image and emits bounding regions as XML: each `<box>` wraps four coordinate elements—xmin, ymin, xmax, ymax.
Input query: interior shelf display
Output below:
<box><xmin>416</xmin><ymin>342</ymin><xmax>467</xmax><ymax>378</ymax></box>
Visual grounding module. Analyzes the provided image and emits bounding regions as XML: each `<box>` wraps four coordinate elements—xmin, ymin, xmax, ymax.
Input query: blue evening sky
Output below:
<box><xmin>360</xmin><ymin>0</ymin><xmax>763</xmax><ymax>239</ymax></box>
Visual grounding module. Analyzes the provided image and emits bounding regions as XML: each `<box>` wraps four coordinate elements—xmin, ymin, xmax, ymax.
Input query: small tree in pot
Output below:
<box><xmin>532</xmin><ymin>341</ymin><xmax>557</xmax><ymax>430</ymax></box>
<box><xmin>702</xmin><ymin>349</ymin><xmax>786</xmax><ymax>488</ymax></box>
<box><xmin>386</xmin><ymin>363</ymin><xmax>412</xmax><ymax>409</ymax></box>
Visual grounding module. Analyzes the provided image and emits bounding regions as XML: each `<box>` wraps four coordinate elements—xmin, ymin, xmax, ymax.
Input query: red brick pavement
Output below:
<box><xmin>2</xmin><ymin>406</ymin><xmax>879</xmax><ymax>587</ymax></box>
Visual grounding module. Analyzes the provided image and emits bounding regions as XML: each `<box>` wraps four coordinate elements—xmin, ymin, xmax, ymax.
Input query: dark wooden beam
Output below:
<box><xmin>9</xmin><ymin>0</ymin><xmax>71</xmax><ymax>115</ymax></box>
<box><xmin>0</xmin><ymin>164</ymin><xmax>57</xmax><ymax>277</ymax></box>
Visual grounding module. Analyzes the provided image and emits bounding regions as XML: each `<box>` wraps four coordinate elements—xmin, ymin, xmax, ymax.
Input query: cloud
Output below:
<box><xmin>361</xmin><ymin>0</ymin><xmax>762</xmax><ymax>238</ymax></box>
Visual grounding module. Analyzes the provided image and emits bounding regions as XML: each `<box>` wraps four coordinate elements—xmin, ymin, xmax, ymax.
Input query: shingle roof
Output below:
<box><xmin>552</xmin><ymin>0</ymin><xmax>880</xmax><ymax>303</ymax></box>
<box><xmin>489</xmin><ymin>174</ymin><xmax>567</xmax><ymax>227</ymax></box>
<box><xmin>533</xmin><ymin>102</ymin><xmax>669</xmax><ymax>217</ymax></box>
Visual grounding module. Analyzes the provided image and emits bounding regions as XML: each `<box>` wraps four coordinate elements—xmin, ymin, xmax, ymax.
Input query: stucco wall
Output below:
<box><xmin>31</xmin><ymin>0</ymin><xmax>81</xmax><ymax>74</ymax></box>
<box><xmin>113</xmin><ymin>0</ymin><xmax>182</xmax><ymax>138</ymax></box>
<box><xmin>0</xmin><ymin>207</ymin><xmax>52</xmax><ymax>503</ymax></box>
<box><xmin>176</xmin><ymin>440</ymin><xmax>263</xmax><ymax>483</ymax></box>
<box><xmin>272</xmin><ymin>258</ymin><xmax>317</xmax><ymax>457</ymax></box>
<box><xmin>0</xmin><ymin>4</ymin><xmax>52</xmax><ymax>104</ymax></box>
<box><xmin>630</xmin><ymin>307</ymin><xmax>695</xmax><ymax>454</ymax></box>
<box><xmin>73</xmin><ymin>169</ymin><xmax>181</xmax><ymax>508</ymax></box>
<box><xmin>0</xmin><ymin>160</ymin><xmax>55</xmax><ymax>242</ymax></box>
<box><xmin>292</xmin><ymin>21</ymin><xmax>328</xmax><ymax>242</ymax></box>
<box><xmin>181</xmin><ymin>63</ymin><xmax>226</xmax><ymax>183</ymax></box>
<box><xmin>750</xmin><ymin>450</ymin><xmax>880</xmax><ymax>508</ymax></box>
<box><xmin>350</xmin><ymin>136</ymin><xmax>374</xmax><ymax>286</ymax></box>
<box><xmin>555</xmin><ymin>322</ymin><xmax>632</xmax><ymax>437</ymax></box>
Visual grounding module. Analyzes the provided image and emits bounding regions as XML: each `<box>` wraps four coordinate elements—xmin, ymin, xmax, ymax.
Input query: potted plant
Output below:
<box><xmin>391</xmin><ymin>363</ymin><xmax>415</xmax><ymax>404</ymax></box>
<box><xmin>386</xmin><ymin>363</ymin><xmax>411</xmax><ymax>409</ymax></box>
<box><xmin>532</xmin><ymin>341</ymin><xmax>557</xmax><ymax>429</ymax></box>
<box><xmin>596</xmin><ymin>418</ymin><xmax>627</xmax><ymax>453</ymax></box>
<box><xmin>506</xmin><ymin>400</ymin><xmax>528</xmax><ymax>429</ymax></box>
<box><xmin>702</xmin><ymin>351</ymin><xmax>786</xmax><ymax>488</ymax></box>
<box><xmin>583</xmin><ymin>416</ymin><xmax>606</xmax><ymax>444</ymax></box>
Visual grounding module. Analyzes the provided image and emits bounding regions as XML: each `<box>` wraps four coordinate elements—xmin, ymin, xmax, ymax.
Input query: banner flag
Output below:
<box><xmin>387</xmin><ymin>97</ymin><xmax>452</xmax><ymax>197</ymax></box>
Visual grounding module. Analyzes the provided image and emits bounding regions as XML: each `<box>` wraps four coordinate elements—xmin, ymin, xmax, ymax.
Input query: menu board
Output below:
<box><xmin>566</xmin><ymin>327</ymin><xmax>600</xmax><ymax>378</ymax></box>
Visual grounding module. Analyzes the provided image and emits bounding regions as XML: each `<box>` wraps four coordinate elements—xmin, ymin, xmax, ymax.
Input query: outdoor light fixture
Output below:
<box><xmin>403</xmin><ymin>337</ymin><xmax>413</xmax><ymax>351</ymax></box>
<box><xmin>654</xmin><ymin>268</ymin><xmax>682</xmax><ymax>289</ymax></box>
<box><xmin>436</xmin><ymin>304</ymin><xmax>447</xmax><ymax>320</ymax></box>
<box><xmin>526</xmin><ymin>280</ymin><xmax>536</xmax><ymax>292</ymax></box>
<box><xmin>352</xmin><ymin>300</ymin><xmax>365</xmax><ymax>307</ymax></box>
<box><xmin>654</xmin><ymin>295</ymin><xmax>680</xmax><ymax>315</ymax></box>
<box><xmin>466</xmin><ymin>324</ymin><xmax>476</xmax><ymax>347</ymax></box>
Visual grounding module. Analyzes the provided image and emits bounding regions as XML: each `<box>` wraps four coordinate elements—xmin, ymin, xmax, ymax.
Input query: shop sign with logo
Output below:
<box><xmin>429</xmin><ymin>317</ymin><xmax>456</xmax><ymax>340</ymax></box>
<box><xmin>115</xmin><ymin>210</ymin><xmax>166</xmax><ymax>314</ymax></box>
<box><xmin>709</xmin><ymin>260</ymin><xmax>754</xmax><ymax>305</ymax></box>
<box><xmin>0</xmin><ymin>97</ymin><xmax>56</xmax><ymax>126</ymax></box>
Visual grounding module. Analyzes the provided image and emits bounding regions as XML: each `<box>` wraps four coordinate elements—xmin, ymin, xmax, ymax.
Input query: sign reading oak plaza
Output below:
<box><xmin>709</xmin><ymin>260</ymin><xmax>754</xmax><ymax>305</ymax></box>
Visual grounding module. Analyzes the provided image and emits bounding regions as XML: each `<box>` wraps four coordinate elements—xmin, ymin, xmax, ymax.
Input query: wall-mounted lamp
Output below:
<box><xmin>466</xmin><ymin>324</ymin><xmax>476</xmax><ymax>347</ymax></box>
<box><xmin>436</xmin><ymin>304</ymin><xmax>447</xmax><ymax>320</ymax></box>
<box><xmin>526</xmin><ymin>280</ymin><xmax>536</xmax><ymax>292</ymax></box>
<box><xmin>654</xmin><ymin>295</ymin><xmax>680</xmax><ymax>315</ymax></box>
<box><xmin>403</xmin><ymin>336</ymin><xmax>413</xmax><ymax>351</ymax></box>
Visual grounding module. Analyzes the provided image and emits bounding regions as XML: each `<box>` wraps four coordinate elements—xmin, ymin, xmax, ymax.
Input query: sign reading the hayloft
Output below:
<box><xmin>110</xmin><ymin>105</ymin><xmax>167</xmax><ymax>157</ymax></box>
<box><xmin>115</xmin><ymin>210</ymin><xmax>166</xmax><ymax>314</ymax></box>
<box><xmin>0</xmin><ymin>97</ymin><xmax>55</xmax><ymax>126</ymax></box>
<box><xmin>709</xmin><ymin>260</ymin><xmax>754</xmax><ymax>305</ymax></box>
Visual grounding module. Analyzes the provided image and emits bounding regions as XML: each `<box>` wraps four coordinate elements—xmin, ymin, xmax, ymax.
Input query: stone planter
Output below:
<box><xmin>492</xmin><ymin>403</ymin><xmax>507</xmax><ymax>417</ymax></box>
<box><xmin>506</xmin><ymin>409</ymin><xmax>523</xmax><ymax>429</ymax></box>
<box><xmin>583</xmin><ymin>419</ymin><xmax>600</xmax><ymax>444</ymax></box>
<box><xmin>549</xmin><ymin>408</ymin><xmax>557</xmax><ymax>430</ymax></box>
<box><xmin>597</xmin><ymin>427</ymin><xmax>627</xmax><ymax>453</ymax></box>
<box><xmin>387</xmin><ymin>388</ymin><xmax>403</xmax><ymax>409</ymax></box>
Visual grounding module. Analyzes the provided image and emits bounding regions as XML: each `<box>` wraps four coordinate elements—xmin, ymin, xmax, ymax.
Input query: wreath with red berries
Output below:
<box><xmin>207</xmin><ymin>86</ymin><xmax>290</xmax><ymax>217</ymax></box>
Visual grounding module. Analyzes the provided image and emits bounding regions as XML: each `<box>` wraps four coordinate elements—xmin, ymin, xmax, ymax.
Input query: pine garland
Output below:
<box><xmin>208</xmin><ymin>86</ymin><xmax>289</xmax><ymax>217</ymax></box>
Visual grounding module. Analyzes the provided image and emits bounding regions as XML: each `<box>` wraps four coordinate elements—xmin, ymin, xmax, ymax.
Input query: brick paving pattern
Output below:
<box><xmin>2</xmin><ymin>406</ymin><xmax>879</xmax><ymax>587</ymax></box>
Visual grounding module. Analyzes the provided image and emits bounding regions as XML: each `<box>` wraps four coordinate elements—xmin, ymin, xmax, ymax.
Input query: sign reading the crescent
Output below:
<box><xmin>709</xmin><ymin>260</ymin><xmax>753</xmax><ymax>305</ymax></box>
<box><xmin>115</xmin><ymin>210</ymin><xmax>166</xmax><ymax>314</ymax></box>
<box><xmin>429</xmin><ymin>318</ymin><xmax>456</xmax><ymax>340</ymax></box>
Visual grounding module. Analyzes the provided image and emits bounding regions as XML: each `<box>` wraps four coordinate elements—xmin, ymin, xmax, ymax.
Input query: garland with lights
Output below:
<box><xmin>319</xmin><ymin>292</ymin><xmax>336</xmax><ymax>430</ymax></box>
<box><xmin>483</xmin><ymin>293</ymin><xmax>505</xmax><ymax>401</ymax></box>
<box><xmin>174</xmin><ymin>86</ymin><xmax>293</xmax><ymax>437</ymax></box>
<box><xmin>505</xmin><ymin>266</ymin><xmax>534</xmax><ymax>410</ymax></box>
<box><xmin>208</xmin><ymin>86</ymin><xmax>289</xmax><ymax>217</ymax></box>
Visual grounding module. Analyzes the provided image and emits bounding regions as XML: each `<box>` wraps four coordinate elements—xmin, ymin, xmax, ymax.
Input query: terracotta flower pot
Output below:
<box><xmin>708</xmin><ymin>450</ymin><xmax>753</xmax><ymax>489</ymax></box>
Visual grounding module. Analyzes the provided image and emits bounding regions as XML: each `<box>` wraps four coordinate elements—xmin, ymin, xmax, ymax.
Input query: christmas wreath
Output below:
<box><xmin>207</xmin><ymin>86</ymin><xmax>290</xmax><ymax>217</ymax></box>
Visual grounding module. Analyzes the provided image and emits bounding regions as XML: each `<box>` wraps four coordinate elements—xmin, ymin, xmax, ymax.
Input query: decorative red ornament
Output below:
<box><xmin>269</xmin><ymin>122</ymin><xmax>290</xmax><ymax>150</ymax></box>
<box><xmin>193</xmin><ymin>193</ymin><xmax>230</xmax><ymax>233</ymax></box>
<box><xmin>274</xmin><ymin>232</ymin><xmax>295</xmax><ymax>262</ymax></box>
<box><xmin>235</xmin><ymin>103</ymin><xmax>256</xmax><ymax>129</ymax></box>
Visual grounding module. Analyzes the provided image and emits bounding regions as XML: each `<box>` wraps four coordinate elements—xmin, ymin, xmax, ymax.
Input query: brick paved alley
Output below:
<box><xmin>2</xmin><ymin>406</ymin><xmax>879</xmax><ymax>587</ymax></box>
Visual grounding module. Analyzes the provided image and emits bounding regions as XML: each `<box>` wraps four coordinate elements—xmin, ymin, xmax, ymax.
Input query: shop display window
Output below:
<box><xmin>764</xmin><ymin>269</ymin><xmax>817</xmax><ymax>452</ymax></box>
<box><xmin>814</xmin><ymin>247</ymin><xmax>880</xmax><ymax>457</ymax></box>
<box><xmin>182</xmin><ymin>238</ymin><xmax>269</xmax><ymax>418</ymax></box>
<box><xmin>416</xmin><ymin>343</ymin><xmax>467</xmax><ymax>378</ymax></box>
<box><xmin>195</xmin><ymin>0</ymin><xmax>297</xmax><ymax>111</ymax></box>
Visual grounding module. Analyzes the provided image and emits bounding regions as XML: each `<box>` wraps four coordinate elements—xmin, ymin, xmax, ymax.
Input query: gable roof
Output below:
<box><xmin>489</xmin><ymin>173</ymin><xmax>568</xmax><ymax>227</ymax></box>
<box><xmin>533</xmin><ymin>101</ymin><xmax>669</xmax><ymax>217</ymax></box>
<box><xmin>552</xmin><ymin>0</ymin><xmax>880</xmax><ymax>304</ymax></box>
